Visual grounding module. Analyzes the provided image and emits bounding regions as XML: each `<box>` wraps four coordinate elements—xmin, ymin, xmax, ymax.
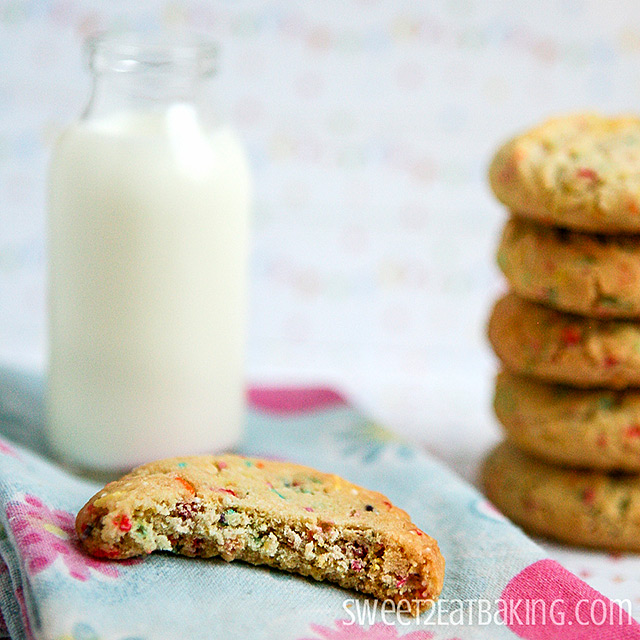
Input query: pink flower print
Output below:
<box><xmin>0</xmin><ymin>438</ymin><xmax>18</xmax><ymax>457</ymax></box>
<box><xmin>248</xmin><ymin>387</ymin><xmax>347</xmax><ymax>414</ymax></box>
<box><xmin>499</xmin><ymin>559</ymin><xmax>640</xmax><ymax>639</ymax></box>
<box><xmin>6</xmin><ymin>494</ymin><xmax>119</xmax><ymax>581</ymax></box>
<box><xmin>299</xmin><ymin>619</ymin><xmax>436</xmax><ymax>639</ymax></box>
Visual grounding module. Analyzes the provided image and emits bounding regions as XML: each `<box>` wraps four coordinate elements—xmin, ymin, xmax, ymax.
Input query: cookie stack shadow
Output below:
<box><xmin>482</xmin><ymin>114</ymin><xmax>640</xmax><ymax>552</ymax></box>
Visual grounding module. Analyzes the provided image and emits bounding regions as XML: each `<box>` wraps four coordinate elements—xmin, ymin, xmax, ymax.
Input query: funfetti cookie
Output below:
<box><xmin>489</xmin><ymin>113</ymin><xmax>640</xmax><ymax>233</ymax></box>
<box><xmin>482</xmin><ymin>441</ymin><xmax>640</xmax><ymax>551</ymax></box>
<box><xmin>76</xmin><ymin>454</ymin><xmax>445</xmax><ymax>615</ymax></box>
<box><xmin>498</xmin><ymin>217</ymin><xmax>640</xmax><ymax>318</ymax></box>
<box><xmin>494</xmin><ymin>371</ymin><xmax>640</xmax><ymax>472</ymax></box>
<box><xmin>488</xmin><ymin>292</ymin><xmax>640</xmax><ymax>389</ymax></box>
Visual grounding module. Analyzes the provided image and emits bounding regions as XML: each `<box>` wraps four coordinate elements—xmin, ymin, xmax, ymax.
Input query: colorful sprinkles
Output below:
<box><xmin>266</xmin><ymin>481</ymin><xmax>286</xmax><ymax>500</ymax></box>
<box><xmin>112</xmin><ymin>515</ymin><xmax>131</xmax><ymax>533</ymax></box>
<box><xmin>176</xmin><ymin>477</ymin><xmax>196</xmax><ymax>495</ymax></box>
<box><xmin>75</xmin><ymin>453</ymin><xmax>444</xmax><ymax>617</ymax></box>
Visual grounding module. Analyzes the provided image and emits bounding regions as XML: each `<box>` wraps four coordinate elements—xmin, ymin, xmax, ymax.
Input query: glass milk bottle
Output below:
<box><xmin>47</xmin><ymin>33</ymin><xmax>251</xmax><ymax>473</ymax></box>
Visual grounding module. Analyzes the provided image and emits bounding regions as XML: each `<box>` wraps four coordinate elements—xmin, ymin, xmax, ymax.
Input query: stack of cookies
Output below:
<box><xmin>482</xmin><ymin>113</ymin><xmax>640</xmax><ymax>551</ymax></box>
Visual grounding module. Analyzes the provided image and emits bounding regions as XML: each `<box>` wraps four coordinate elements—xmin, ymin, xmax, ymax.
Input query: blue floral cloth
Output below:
<box><xmin>0</xmin><ymin>368</ymin><xmax>637</xmax><ymax>640</ymax></box>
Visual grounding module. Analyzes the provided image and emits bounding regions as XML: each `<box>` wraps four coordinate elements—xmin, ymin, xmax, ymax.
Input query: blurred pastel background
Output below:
<box><xmin>2</xmin><ymin>0</ymin><xmax>640</xmax><ymax>612</ymax></box>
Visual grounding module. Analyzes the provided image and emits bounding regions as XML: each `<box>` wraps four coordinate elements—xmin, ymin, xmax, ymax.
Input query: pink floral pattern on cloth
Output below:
<box><xmin>500</xmin><ymin>559</ymin><xmax>640</xmax><ymax>639</ymax></box>
<box><xmin>5</xmin><ymin>494</ymin><xmax>119</xmax><ymax>581</ymax></box>
<box><xmin>298</xmin><ymin>619</ymin><xmax>442</xmax><ymax>639</ymax></box>
<box><xmin>0</xmin><ymin>437</ymin><xmax>18</xmax><ymax>458</ymax></box>
<box><xmin>1</xmin><ymin>383</ymin><xmax>638</xmax><ymax>638</ymax></box>
<box><xmin>247</xmin><ymin>387</ymin><xmax>347</xmax><ymax>414</ymax></box>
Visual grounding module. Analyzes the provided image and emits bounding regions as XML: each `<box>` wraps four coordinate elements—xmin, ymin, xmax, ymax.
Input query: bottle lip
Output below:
<box><xmin>85</xmin><ymin>31</ymin><xmax>217</xmax><ymax>76</ymax></box>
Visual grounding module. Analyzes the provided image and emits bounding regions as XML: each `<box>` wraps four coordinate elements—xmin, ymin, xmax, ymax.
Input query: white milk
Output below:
<box><xmin>47</xmin><ymin>106</ymin><xmax>250</xmax><ymax>471</ymax></box>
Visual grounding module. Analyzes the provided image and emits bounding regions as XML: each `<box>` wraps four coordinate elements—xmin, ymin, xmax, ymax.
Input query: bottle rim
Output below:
<box><xmin>85</xmin><ymin>31</ymin><xmax>217</xmax><ymax>76</ymax></box>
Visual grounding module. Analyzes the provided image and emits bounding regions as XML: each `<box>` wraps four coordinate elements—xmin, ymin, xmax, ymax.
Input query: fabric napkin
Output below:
<box><xmin>0</xmin><ymin>367</ymin><xmax>638</xmax><ymax>640</ymax></box>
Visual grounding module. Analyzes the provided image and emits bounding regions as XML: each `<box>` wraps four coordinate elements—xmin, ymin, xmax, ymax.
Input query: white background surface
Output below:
<box><xmin>2</xmin><ymin>0</ymin><xmax>640</xmax><ymax>618</ymax></box>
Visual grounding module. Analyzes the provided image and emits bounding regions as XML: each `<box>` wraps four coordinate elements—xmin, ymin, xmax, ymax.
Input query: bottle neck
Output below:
<box><xmin>84</xmin><ymin>71</ymin><xmax>203</xmax><ymax>120</ymax></box>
